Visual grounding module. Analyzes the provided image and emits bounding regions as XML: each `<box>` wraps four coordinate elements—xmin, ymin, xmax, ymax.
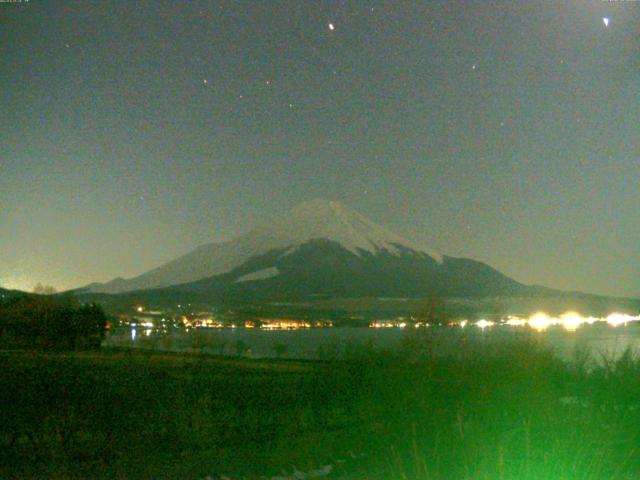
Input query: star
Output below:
<box><xmin>203</xmin><ymin>79</ymin><xmax>208</xmax><ymax>84</ymax></box>
<box><xmin>328</xmin><ymin>23</ymin><xmax>335</xmax><ymax>31</ymax></box>
<box><xmin>472</xmin><ymin>64</ymin><xmax>477</xmax><ymax>70</ymax></box>
<box><xmin>603</xmin><ymin>17</ymin><xmax>610</xmax><ymax>27</ymax></box>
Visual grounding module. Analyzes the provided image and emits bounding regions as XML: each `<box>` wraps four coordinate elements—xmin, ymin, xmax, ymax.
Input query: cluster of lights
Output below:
<box><xmin>370</xmin><ymin>321</ymin><xmax>430</xmax><ymax>328</ymax></box>
<box><xmin>260</xmin><ymin>319</ymin><xmax>314</xmax><ymax>330</ymax></box>
<box><xmin>181</xmin><ymin>316</ymin><xmax>225</xmax><ymax>329</ymax></box>
<box><xmin>370</xmin><ymin>321</ymin><xmax>395</xmax><ymax>328</ymax></box>
<box><xmin>479</xmin><ymin>312</ymin><xmax>640</xmax><ymax>332</ymax></box>
<box><xmin>130</xmin><ymin>305</ymin><xmax>638</xmax><ymax>334</ymax></box>
<box><xmin>475</xmin><ymin>319</ymin><xmax>495</xmax><ymax>330</ymax></box>
<box><xmin>368</xmin><ymin>312</ymin><xmax>640</xmax><ymax>332</ymax></box>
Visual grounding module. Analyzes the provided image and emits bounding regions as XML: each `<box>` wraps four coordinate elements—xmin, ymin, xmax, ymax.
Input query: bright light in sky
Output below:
<box><xmin>603</xmin><ymin>17</ymin><xmax>610</xmax><ymax>27</ymax></box>
<box><xmin>328</xmin><ymin>23</ymin><xmax>335</xmax><ymax>31</ymax></box>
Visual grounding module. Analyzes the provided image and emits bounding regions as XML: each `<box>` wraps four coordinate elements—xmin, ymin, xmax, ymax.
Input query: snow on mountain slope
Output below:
<box><xmin>84</xmin><ymin>199</ymin><xmax>442</xmax><ymax>293</ymax></box>
<box><xmin>235</xmin><ymin>267</ymin><xmax>280</xmax><ymax>283</ymax></box>
<box><xmin>254</xmin><ymin>199</ymin><xmax>442</xmax><ymax>260</ymax></box>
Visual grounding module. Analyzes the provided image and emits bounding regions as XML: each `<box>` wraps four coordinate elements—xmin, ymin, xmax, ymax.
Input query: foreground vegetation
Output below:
<box><xmin>1</xmin><ymin>331</ymin><xmax>640</xmax><ymax>479</ymax></box>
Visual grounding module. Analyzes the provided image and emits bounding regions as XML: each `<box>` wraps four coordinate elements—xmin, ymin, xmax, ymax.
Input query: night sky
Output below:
<box><xmin>1</xmin><ymin>1</ymin><xmax>638</xmax><ymax>297</ymax></box>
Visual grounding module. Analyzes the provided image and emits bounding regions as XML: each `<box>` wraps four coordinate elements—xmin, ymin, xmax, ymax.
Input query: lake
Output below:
<box><xmin>104</xmin><ymin>322</ymin><xmax>640</xmax><ymax>362</ymax></box>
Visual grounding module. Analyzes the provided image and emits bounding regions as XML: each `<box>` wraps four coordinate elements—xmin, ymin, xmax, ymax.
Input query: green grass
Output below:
<box><xmin>1</xmin><ymin>333</ymin><xmax>640</xmax><ymax>479</ymax></box>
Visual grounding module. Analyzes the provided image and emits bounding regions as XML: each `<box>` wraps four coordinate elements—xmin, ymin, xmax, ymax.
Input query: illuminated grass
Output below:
<box><xmin>1</xmin><ymin>341</ymin><xmax>639</xmax><ymax>479</ymax></box>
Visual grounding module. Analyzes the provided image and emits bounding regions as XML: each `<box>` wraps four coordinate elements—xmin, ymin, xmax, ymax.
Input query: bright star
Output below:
<box><xmin>603</xmin><ymin>17</ymin><xmax>610</xmax><ymax>27</ymax></box>
<box><xmin>328</xmin><ymin>23</ymin><xmax>335</xmax><ymax>31</ymax></box>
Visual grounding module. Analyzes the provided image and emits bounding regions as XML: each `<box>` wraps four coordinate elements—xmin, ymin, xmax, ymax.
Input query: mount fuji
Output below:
<box><xmin>82</xmin><ymin>199</ymin><xmax>529</xmax><ymax>300</ymax></box>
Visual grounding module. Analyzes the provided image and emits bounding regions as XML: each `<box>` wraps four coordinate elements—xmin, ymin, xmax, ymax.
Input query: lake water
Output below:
<box><xmin>105</xmin><ymin>323</ymin><xmax>640</xmax><ymax>362</ymax></box>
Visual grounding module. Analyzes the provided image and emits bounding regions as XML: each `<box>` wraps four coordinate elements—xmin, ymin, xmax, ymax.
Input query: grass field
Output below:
<box><xmin>1</xmin><ymin>330</ymin><xmax>640</xmax><ymax>479</ymax></box>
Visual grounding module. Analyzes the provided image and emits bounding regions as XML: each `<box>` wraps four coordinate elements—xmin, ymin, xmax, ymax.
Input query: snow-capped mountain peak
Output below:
<box><xmin>249</xmin><ymin>199</ymin><xmax>441</xmax><ymax>260</ymax></box>
<box><xmin>83</xmin><ymin>199</ymin><xmax>442</xmax><ymax>293</ymax></box>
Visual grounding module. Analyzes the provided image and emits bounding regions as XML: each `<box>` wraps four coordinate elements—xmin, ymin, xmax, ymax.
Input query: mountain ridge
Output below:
<box><xmin>161</xmin><ymin>238</ymin><xmax>528</xmax><ymax>302</ymax></box>
<box><xmin>82</xmin><ymin>199</ymin><xmax>443</xmax><ymax>294</ymax></box>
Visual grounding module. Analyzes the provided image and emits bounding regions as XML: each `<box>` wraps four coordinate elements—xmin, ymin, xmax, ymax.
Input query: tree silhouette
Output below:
<box><xmin>0</xmin><ymin>296</ymin><xmax>107</xmax><ymax>350</ymax></box>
